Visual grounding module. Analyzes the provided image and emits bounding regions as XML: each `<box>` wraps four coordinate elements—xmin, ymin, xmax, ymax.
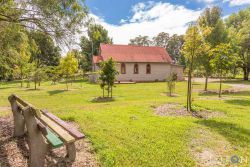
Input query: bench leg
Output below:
<box><xmin>23</xmin><ymin>107</ymin><xmax>48</xmax><ymax>167</ymax></box>
<box><xmin>66</xmin><ymin>143</ymin><xmax>76</xmax><ymax>161</ymax></box>
<box><xmin>8</xmin><ymin>95</ymin><xmax>25</xmax><ymax>136</ymax></box>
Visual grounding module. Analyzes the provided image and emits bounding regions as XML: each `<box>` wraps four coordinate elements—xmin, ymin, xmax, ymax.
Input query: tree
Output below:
<box><xmin>32</xmin><ymin>68</ymin><xmax>47</xmax><ymax>90</ymax></box>
<box><xmin>167</xmin><ymin>34</ymin><xmax>185</xmax><ymax>65</ymax></box>
<box><xmin>153</xmin><ymin>32</ymin><xmax>170</xmax><ymax>48</ymax></box>
<box><xmin>211</xmin><ymin>44</ymin><xmax>235</xmax><ymax>97</ymax></box>
<box><xmin>71</xmin><ymin>49</ymin><xmax>87</xmax><ymax>78</ymax></box>
<box><xmin>80</xmin><ymin>24</ymin><xmax>112</xmax><ymax>71</ymax></box>
<box><xmin>0</xmin><ymin>0</ymin><xmax>88</xmax><ymax>44</ymax></box>
<box><xmin>131</xmin><ymin>33</ymin><xmax>185</xmax><ymax>65</ymax></box>
<box><xmin>198</xmin><ymin>6</ymin><xmax>228</xmax><ymax>90</ymax></box>
<box><xmin>60</xmin><ymin>51</ymin><xmax>78</xmax><ymax>90</ymax></box>
<box><xmin>0</xmin><ymin>23</ymin><xmax>27</xmax><ymax>80</ymax></box>
<box><xmin>29</xmin><ymin>31</ymin><xmax>61</xmax><ymax>68</ymax></box>
<box><xmin>46</xmin><ymin>66</ymin><xmax>62</xmax><ymax>85</ymax></box>
<box><xmin>99</xmin><ymin>58</ymin><xmax>118</xmax><ymax>98</ymax></box>
<box><xmin>226</xmin><ymin>7</ymin><xmax>250</xmax><ymax>80</ymax></box>
<box><xmin>129</xmin><ymin>35</ymin><xmax>152</xmax><ymax>46</ymax></box>
<box><xmin>23</xmin><ymin>63</ymin><xmax>36</xmax><ymax>88</ymax></box>
<box><xmin>166</xmin><ymin>73</ymin><xmax>178</xmax><ymax>97</ymax></box>
<box><xmin>239</xmin><ymin>19</ymin><xmax>250</xmax><ymax>80</ymax></box>
<box><xmin>182</xmin><ymin>25</ymin><xmax>203</xmax><ymax>112</ymax></box>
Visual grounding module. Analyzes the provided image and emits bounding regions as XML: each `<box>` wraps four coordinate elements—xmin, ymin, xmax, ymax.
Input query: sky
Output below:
<box><xmin>83</xmin><ymin>0</ymin><xmax>250</xmax><ymax>45</ymax></box>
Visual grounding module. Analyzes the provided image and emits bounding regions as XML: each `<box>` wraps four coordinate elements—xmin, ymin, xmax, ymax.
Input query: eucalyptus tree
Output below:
<box><xmin>210</xmin><ymin>44</ymin><xmax>235</xmax><ymax>97</ymax></box>
<box><xmin>129</xmin><ymin>35</ymin><xmax>152</xmax><ymax>46</ymax></box>
<box><xmin>198</xmin><ymin>6</ymin><xmax>228</xmax><ymax>90</ymax></box>
<box><xmin>80</xmin><ymin>24</ymin><xmax>112</xmax><ymax>71</ymax></box>
<box><xmin>0</xmin><ymin>0</ymin><xmax>88</xmax><ymax>44</ymax></box>
<box><xmin>226</xmin><ymin>7</ymin><xmax>250</xmax><ymax>80</ymax></box>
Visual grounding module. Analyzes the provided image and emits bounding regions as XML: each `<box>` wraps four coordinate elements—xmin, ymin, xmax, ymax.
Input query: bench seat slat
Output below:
<box><xmin>41</xmin><ymin>110</ymin><xmax>85</xmax><ymax>139</ymax></box>
<box><xmin>46</xmin><ymin>128</ymin><xmax>64</xmax><ymax>148</ymax></box>
<box><xmin>39</xmin><ymin>114</ymin><xmax>75</xmax><ymax>143</ymax></box>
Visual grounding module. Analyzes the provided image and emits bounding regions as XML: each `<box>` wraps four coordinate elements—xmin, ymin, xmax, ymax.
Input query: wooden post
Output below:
<box><xmin>8</xmin><ymin>94</ymin><xmax>25</xmax><ymax>136</ymax></box>
<box><xmin>66</xmin><ymin>143</ymin><xmax>76</xmax><ymax>161</ymax></box>
<box><xmin>22</xmin><ymin>106</ymin><xmax>48</xmax><ymax>167</ymax></box>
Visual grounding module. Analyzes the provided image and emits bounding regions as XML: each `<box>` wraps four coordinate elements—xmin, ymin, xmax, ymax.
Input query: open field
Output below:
<box><xmin>0</xmin><ymin>80</ymin><xmax>250</xmax><ymax>166</ymax></box>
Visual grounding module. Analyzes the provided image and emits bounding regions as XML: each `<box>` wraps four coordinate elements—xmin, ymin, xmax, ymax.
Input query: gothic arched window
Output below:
<box><xmin>146</xmin><ymin>64</ymin><xmax>151</xmax><ymax>74</ymax></box>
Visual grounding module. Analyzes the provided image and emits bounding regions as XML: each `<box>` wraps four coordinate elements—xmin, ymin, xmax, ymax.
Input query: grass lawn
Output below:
<box><xmin>0</xmin><ymin>80</ymin><xmax>249</xmax><ymax>166</ymax></box>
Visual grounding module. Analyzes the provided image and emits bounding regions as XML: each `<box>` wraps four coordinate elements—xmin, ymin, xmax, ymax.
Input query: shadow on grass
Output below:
<box><xmin>209</xmin><ymin>79</ymin><xmax>250</xmax><ymax>85</ymax></box>
<box><xmin>47</xmin><ymin>90</ymin><xmax>68</xmax><ymax>95</ymax></box>
<box><xmin>225</xmin><ymin>99</ymin><xmax>250</xmax><ymax>106</ymax></box>
<box><xmin>24</xmin><ymin>88</ymin><xmax>41</xmax><ymax>91</ymax></box>
<box><xmin>196</xmin><ymin>119</ymin><xmax>250</xmax><ymax>147</ymax></box>
<box><xmin>198</xmin><ymin>90</ymin><xmax>250</xmax><ymax>97</ymax></box>
<box><xmin>91</xmin><ymin>97</ymin><xmax>115</xmax><ymax>103</ymax></box>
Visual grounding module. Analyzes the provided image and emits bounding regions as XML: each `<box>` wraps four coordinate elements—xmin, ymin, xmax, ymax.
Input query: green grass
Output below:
<box><xmin>0</xmin><ymin>79</ymin><xmax>249</xmax><ymax>166</ymax></box>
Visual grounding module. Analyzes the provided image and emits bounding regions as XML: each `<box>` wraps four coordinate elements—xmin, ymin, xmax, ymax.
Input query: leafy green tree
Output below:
<box><xmin>60</xmin><ymin>51</ymin><xmax>78</xmax><ymax>90</ymax></box>
<box><xmin>131</xmin><ymin>33</ymin><xmax>185</xmax><ymax>65</ymax></box>
<box><xmin>32</xmin><ymin>68</ymin><xmax>47</xmax><ymax>90</ymax></box>
<box><xmin>182</xmin><ymin>25</ymin><xmax>203</xmax><ymax>112</ymax></box>
<box><xmin>0</xmin><ymin>0</ymin><xmax>88</xmax><ymax>43</ymax></box>
<box><xmin>23</xmin><ymin>63</ymin><xmax>36</xmax><ymax>88</ymax></box>
<box><xmin>226</xmin><ymin>7</ymin><xmax>250</xmax><ymax>80</ymax></box>
<box><xmin>129</xmin><ymin>35</ymin><xmax>152</xmax><ymax>46</ymax></box>
<box><xmin>80</xmin><ymin>24</ymin><xmax>112</xmax><ymax>71</ymax></box>
<box><xmin>166</xmin><ymin>73</ymin><xmax>178</xmax><ymax>97</ymax></box>
<box><xmin>29</xmin><ymin>31</ymin><xmax>61</xmax><ymax>68</ymax></box>
<box><xmin>45</xmin><ymin>66</ymin><xmax>62</xmax><ymax>85</ymax></box>
<box><xmin>0</xmin><ymin>24</ymin><xmax>27</xmax><ymax>80</ymax></box>
<box><xmin>211</xmin><ymin>44</ymin><xmax>235</xmax><ymax>97</ymax></box>
<box><xmin>99</xmin><ymin>58</ymin><xmax>118</xmax><ymax>98</ymax></box>
<box><xmin>153</xmin><ymin>32</ymin><xmax>170</xmax><ymax>48</ymax></box>
<box><xmin>167</xmin><ymin>34</ymin><xmax>185</xmax><ymax>65</ymax></box>
<box><xmin>198</xmin><ymin>6</ymin><xmax>228</xmax><ymax>90</ymax></box>
<box><xmin>71</xmin><ymin>49</ymin><xmax>87</xmax><ymax>78</ymax></box>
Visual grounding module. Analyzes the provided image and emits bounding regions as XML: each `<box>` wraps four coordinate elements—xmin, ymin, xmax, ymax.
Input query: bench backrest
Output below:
<box><xmin>9</xmin><ymin>94</ymin><xmax>84</xmax><ymax>148</ymax></box>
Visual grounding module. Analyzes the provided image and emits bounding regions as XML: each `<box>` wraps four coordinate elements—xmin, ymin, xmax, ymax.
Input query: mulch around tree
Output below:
<box><xmin>154</xmin><ymin>103</ymin><xmax>225</xmax><ymax>119</ymax></box>
<box><xmin>0</xmin><ymin>116</ymin><xmax>99</xmax><ymax>167</ymax></box>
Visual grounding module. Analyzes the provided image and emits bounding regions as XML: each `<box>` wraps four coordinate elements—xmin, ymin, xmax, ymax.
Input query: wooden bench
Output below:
<box><xmin>8</xmin><ymin>94</ymin><xmax>85</xmax><ymax>167</ymax></box>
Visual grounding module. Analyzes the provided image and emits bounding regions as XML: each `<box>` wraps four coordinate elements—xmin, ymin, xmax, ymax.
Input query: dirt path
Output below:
<box><xmin>0</xmin><ymin>116</ymin><xmax>99</xmax><ymax>167</ymax></box>
<box><xmin>190</xmin><ymin>127</ymin><xmax>233</xmax><ymax>167</ymax></box>
<box><xmin>190</xmin><ymin>77</ymin><xmax>250</xmax><ymax>91</ymax></box>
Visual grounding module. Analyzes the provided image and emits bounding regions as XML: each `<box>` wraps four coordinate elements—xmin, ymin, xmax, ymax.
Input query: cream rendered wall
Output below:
<box><xmin>116</xmin><ymin>63</ymin><xmax>183</xmax><ymax>82</ymax></box>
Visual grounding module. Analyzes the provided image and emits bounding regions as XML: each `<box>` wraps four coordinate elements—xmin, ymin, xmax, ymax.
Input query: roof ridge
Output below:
<box><xmin>100</xmin><ymin>43</ymin><xmax>165</xmax><ymax>49</ymax></box>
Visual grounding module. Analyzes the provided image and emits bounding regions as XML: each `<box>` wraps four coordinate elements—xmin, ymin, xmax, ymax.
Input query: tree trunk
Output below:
<box><xmin>102</xmin><ymin>88</ymin><xmax>104</xmax><ymax>98</ymax></box>
<box><xmin>219</xmin><ymin>68</ymin><xmax>222</xmax><ymax>98</ymax></box>
<box><xmin>107</xmin><ymin>85</ymin><xmax>110</xmax><ymax>98</ymax></box>
<box><xmin>111</xmin><ymin>86</ymin><xmax>113</xmax><ymax>98</ymax></box>
<box><xmin>20</xmin><ymin>67</ymin><xmax>23</xmax><ymax>88</ymax></box>
<box><xmin>243</xmin><ymin>67</ymin><xmax>249</xmax><ymax>81</ymax></box>
<box><xmin>27</xmin><ymin>81</ymin><xmax>30</xmax><ymax>88</ymax></box>
<box><xmin>38</xmin><ymin>82</ymin><xmax>41</xmax><ymax>86</ymax></box>
<box><xmin>82</xmin><ymin>69</ymin><xmax>85</xmax><ymax>79</ymax></box>
<box><xmin>204</xmin><ymin>73</ymin><xmax>208</xmax><ymax>91</ymax></box>
<box><xmin>35</xmin><ymin>81</ymin><xmax>37</xmax><ymax>90</ymax></box>
<box><xmin>187</xmin><ymin>69</ymin><xmax>192</xmax><ymax>112</ymax></box>
<box><xmin>187</xmin><ymin>53</ymin><xmax>194</xmax><ymax>112</ymax></box>
<box><xmin>66</xmin><ymin>76</ymin><xmax>69</xmax><ymax>91</ymax></box>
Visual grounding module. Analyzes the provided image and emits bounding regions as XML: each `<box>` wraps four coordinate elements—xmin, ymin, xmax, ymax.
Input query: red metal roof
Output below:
<box><xmin>94</xmin><ymin>44</ymin><xmax>173</xmax><ymax>63</ymax></box>
<box><xmin>93</xmin><ymin>55</ymin><xmax>103</xmax><ymax>64</ymax></box>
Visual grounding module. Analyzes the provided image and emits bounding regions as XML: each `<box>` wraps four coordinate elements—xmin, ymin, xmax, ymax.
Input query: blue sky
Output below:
<box><xmin>84</xmin><ymin>0</ymin><xmax>250</xmax><ymax>44</ymax></box>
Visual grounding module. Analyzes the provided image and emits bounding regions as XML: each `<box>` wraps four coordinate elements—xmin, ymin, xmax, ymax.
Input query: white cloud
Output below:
<box><xmin>223</xmin><ymin>0</ymin><xmax>250</xmax><ymax>6</ymax></box>
<box><xmin>197</xmin><ymin>0</ymin><xmax>217</xmax><ymax>3</ymax></box>
<box><xmin>90</xmin><ymin>2</ymin><xmax>202</xmax><ymax>44</ymax></box>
